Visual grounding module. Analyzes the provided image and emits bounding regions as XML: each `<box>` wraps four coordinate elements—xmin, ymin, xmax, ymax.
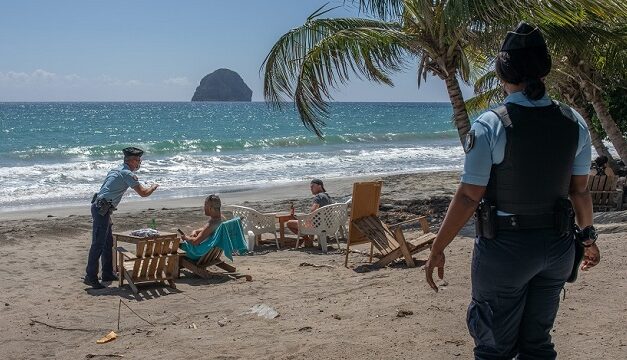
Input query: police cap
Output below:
<box><xmin>122</xmin><ymin>147</ymin><xmax>144</xmax><ymax>157</ymax></box>
<box><xmin>500</xmin><ymin>22</ymin><xmax>547</xmax><ymax>52</ymax></box>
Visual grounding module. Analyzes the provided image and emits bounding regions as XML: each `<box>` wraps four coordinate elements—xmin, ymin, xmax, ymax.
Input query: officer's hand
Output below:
<box><xmin>191</xmin><ymin>229</ymin><xmax>200</xmax><ymax>237</ymax></box>
<box><xmin>581</xmin><ymin>243</ymin><xmax>600</xmax><ymax>271</ymax></box>
<box><xmin>425</xmin><ymin>251</ymin><xmax>445</xmax><ymax>292</ymax></box>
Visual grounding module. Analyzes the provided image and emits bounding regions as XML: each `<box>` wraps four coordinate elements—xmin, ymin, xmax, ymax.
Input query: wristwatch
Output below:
<box><xmin>580</xmin><ymin>225</ymin><xmax>598</xmax><ymax>247</ymax></box>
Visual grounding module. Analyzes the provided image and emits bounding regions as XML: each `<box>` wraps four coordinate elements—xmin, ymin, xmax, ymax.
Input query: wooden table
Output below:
<box><xmin>275</xmin><ymin>213</ymin><xmax>295</xmax><ymax>243</ymax></box>
<box><xmin>275</xmin><ymin>212</ymin><xmax>312</xmax><ymax>246</ymax></box>
<box><xmin>112</xmin><ymin>231</ymin><xmax>178</xmax><ymax>272</ymax></box>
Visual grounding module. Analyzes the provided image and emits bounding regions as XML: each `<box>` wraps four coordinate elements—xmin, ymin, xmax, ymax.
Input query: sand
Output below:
<box><xmin>0</xmin><ymin>171</ymin><xmax>625</xmax><ymax>359</ymax></box>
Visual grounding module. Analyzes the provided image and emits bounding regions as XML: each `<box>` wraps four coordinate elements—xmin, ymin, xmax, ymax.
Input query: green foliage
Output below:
<box><xmin>264</xmin><ymin>1</ymin><xmax>627</xmax><ymax>137</ymax></box>
<box><xmin>604</xmin><ymin>82</ymin><xmax>627</xmax><ymax>136</ymax></box>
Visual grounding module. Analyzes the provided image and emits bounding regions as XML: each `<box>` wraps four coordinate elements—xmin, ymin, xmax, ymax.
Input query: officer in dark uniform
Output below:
<box><xmin>84</xmin><ymin>147</ymin><xmax>159</xmax><ymax>289</ymax></box>
<box><xmin>425</xmin><ymin>23</ymin><xmax>601</xmax><ymax>359</ymax></box>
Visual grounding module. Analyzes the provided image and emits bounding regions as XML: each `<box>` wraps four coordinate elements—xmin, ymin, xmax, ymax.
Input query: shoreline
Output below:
<box><xmin>0</xmin><ymin>170</ymin><xmax>461</xmax><ymax>221</ymax></box>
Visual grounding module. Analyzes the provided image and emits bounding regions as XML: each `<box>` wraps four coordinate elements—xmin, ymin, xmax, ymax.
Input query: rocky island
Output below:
<box><xmin>191</xmin><ymin>68</ymin><xmax>252</xmax><ymax>102</ymax></box>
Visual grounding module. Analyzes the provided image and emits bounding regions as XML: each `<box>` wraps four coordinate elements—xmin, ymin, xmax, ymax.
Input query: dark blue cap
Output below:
<box><xmin>122</xmin><ymin>147</ymin><xmax>144</xmax><ymax>157</ymax></box>
<box><xmin>500</xmin><ymin>22</ymin><xmax>547</xmax><ymax>51</ymax></box>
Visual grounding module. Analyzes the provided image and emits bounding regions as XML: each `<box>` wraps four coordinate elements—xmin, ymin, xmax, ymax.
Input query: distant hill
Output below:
<box><xmin>191</xmin><ymin>68</ymin><xmax>252</xmax><ymax>102</ymax></box>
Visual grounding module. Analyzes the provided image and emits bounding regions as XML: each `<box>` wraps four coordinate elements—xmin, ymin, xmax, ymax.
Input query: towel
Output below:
<box><xmin>180</xmin><ymin>217</ymin><xmax>248</xmax><ymax>261</ymax></box>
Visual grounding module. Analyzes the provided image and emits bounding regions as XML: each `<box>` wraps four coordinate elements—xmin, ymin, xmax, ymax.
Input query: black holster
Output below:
<box><xmin>554</xmin><ymin>198</ymin><xmax>575</xmax><ymax>237</ymax></box>
<box><xmin>567</xmin><ymin>226</ymin><xmax>585</xmax><ymax>283</ymax></box>
<box><xmin>95</xmin><ymin>198</ymin><xmax>115</xmax><ymax>216</ymax></box>
<box><xmin>554</xmin><ymin>198</ymin><xmax>581</xmax><ymax>283</ymax></box>
<box><xmin>475</xmin><ymin>199</ymin><xmax>497</xmax><ymax>240</ymax></box>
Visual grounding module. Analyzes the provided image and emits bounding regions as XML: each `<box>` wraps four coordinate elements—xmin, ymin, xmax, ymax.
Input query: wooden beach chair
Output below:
<box><xmin>343</xmin><ymin>181</ymin><xmax>435</xmax><ymax>268</ymax></box>
<box><xmin>588</xmin><ymin>174</ymin><xmax>623</xmax><ymax>211</ymax></box>
<box><xmin>178</xmin><ymin>218</ymin><xmax>252</xmax><ymax>281</ymax></box>
<box><xmin>352</xmin><ymin>215</ymin><xmax>435</xmax><ymax>268</ymax></box>
<box><xmin>117</xmin><ymin>237</ymin><xmax>182</xmax><ymax>294</ymax></box>
<box><xmin>179</xmin><ymin>247</ymin><xmax>251</xmax><ymax>281</ymax></box>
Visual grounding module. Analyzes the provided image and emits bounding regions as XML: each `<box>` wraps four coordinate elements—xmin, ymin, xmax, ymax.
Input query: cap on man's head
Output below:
<box><xmin>500</xmin><ymin>22</ymin><xmax>547</xmax><ymax>52</ymax></box>
<box><xmin>311</xmin><ymin>178</ymin><xmax>326</xmax><ymax>192</ymax></box>
<box><xmin>123</xmin><ymin>147</ymin><xmax>144</xmax><ymax>157</ymax></box>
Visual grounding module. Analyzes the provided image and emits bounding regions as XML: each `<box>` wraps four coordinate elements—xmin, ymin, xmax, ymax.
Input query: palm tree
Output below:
<box><xmin>262</xmin><ymin>0</ymin><xmax>625</xmax><ymax>145</ymax></box>
<box><xmin>533</xmin><ymin>15</ymin><xmax>627</xmax><ymax>162</ymax></box>
<box><xmin>550</xmin><ymin>75</ymin><xmax>618</xmax><ymax>167</ymax></box>
<box><xmin>466</xmin><ymin>10</ymin><xmax>627</xmax><ymax>163</ymax></box>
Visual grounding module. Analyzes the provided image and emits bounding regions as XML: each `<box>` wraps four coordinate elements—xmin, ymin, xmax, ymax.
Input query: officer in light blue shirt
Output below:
<box><xmin>84</xmin><ymin>147</ymin><xmax>159</xmax><ymax>289</ymax></box>
<box><xmin>425</xmin><ymin>22</ymin><xmax>600</xmax><ymax>359</ymax></box>
<box><xmin>461</xmin><ymin>91</ymin><xmax>592</xmax><ymax>200</ymax></box>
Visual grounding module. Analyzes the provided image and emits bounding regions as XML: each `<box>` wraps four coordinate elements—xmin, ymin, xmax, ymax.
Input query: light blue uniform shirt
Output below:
<box><xmin>97</xmin><ymin>164</ymin><xmax>140</xmax><ymax>207</ymax></box>
<box><xmin>461</xmin><ymin>91</ymin><xmax>592</xmax><ymax>186</ymax></box>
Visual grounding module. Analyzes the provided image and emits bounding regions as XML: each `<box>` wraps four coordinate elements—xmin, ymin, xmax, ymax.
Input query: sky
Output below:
<box><xmin>0</xmin><ymin>0</ymin><xmax>474</xmax><ymax>102</ymax></box>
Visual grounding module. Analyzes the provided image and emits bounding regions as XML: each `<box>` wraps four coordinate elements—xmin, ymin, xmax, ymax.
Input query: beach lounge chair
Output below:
<box><xmin>179</xmin><ymin>217</ymin><xmax>252</xmax><ymax>281</ymax></box>
<box><xmin>588</xmin><ymin>174</ymin><xmax>623</xmax><ymax>211</ymax></box>
<box><xmin>117</xmin><ymin>237</ymin><xmax>182</xmax><ymax>294</ymax></box>
<box><xmin>294</xmin><ymin>203</ymin><xmax>349</xmax><ymax>252</ymax></box>
<box><xmin>352</xmin><ymin>215</ymin><xmax>435</xmax><ymax>268</ymax></box>
<box><xmin>343</xmin><ymin>181</ymin><xmax>435</xmax><ymax>267</ymax></box>
<box><xmin>223</xmin><ymin>205</ymin><xmax>280</xmax><ymax>249</ymax></box>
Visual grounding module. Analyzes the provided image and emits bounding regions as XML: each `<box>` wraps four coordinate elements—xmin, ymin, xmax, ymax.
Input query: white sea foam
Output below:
<box><xmin>0</xmin><ymin>141</ymin><xmax>464</xmax><ymax>211</ymax></box>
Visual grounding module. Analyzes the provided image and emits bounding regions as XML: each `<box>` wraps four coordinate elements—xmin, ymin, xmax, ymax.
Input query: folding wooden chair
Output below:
<box><xmin>588</xmin><ymin>174</ymin><xmax>622</xmax><ymax>211</ymax></box>
<box><xmin>352</xmin><ymin>215</ymin><xmax>435</xmax><ymax>268</ymax></box>
<box><xmin>178</xmin><ymin>218</ymin><xmax>252</xmax><ymax>281</ymax></box>
<box><xmin>344</xmin><ymin>181</ymin><xmax>435</xmax><ymax>267</ymax></box>
<box><xmin>179</xmin><ymin>247</ymin><xmax>251</xmax><ymax>281</ymax></box>
<box><xmin>117</xmin><ymin>237</ymin><xmax>182</xmax><ymax>294</ymax></box>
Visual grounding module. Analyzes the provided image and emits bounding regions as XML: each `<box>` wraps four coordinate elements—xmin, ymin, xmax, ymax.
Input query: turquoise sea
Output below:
<box><xmin>0</xmin><ymin>102</ymin><xmax>464</xmax><ymax>212</ymax></box>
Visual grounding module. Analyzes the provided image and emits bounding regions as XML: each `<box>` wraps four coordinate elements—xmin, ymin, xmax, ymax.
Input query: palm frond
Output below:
<box><xmin>293</xmin><ymin>27</ymin><xmax>412</xmax><ymax>136</ymax></box>
<box><xmin>261</xmin><ymin>11</ymin><xmax>401</xmax><ymax>108</ymax></box>
<box><xmin>352</xmin><ymin>0</ymin><xmax>404</xmax><ymax>20</ymax></box>
<box><xmin>465</xmin><ymin>88</ymin><xmax>504</xmax><ymax>116</ymax></box>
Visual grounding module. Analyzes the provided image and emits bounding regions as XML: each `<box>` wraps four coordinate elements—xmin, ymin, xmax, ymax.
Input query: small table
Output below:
<box><xmin>275</xmin><ymin>213</ymin><xmax>296</xmax><ymax>243</ymax></box>
<box><xmin>112</xmin><ymin>231</ymin><xmax>178</xmax><ymax>272</ymax></box>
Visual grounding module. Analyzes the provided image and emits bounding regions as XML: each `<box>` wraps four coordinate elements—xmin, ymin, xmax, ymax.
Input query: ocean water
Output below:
<box><xmin>0</xmin><ymin>102</ymin><xmax>464</xmax><ymax>212</ymax></box>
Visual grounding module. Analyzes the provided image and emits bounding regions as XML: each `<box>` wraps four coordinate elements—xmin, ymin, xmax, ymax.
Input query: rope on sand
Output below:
<box><xmin>117</xmin><ymin>299</ymin><xmax>155</xmax><ymax>330</ymax></box>
<box><xmin>29</xmin><ymin>319</ymin><xmax>94</xmax><ymax>332</ymax></box>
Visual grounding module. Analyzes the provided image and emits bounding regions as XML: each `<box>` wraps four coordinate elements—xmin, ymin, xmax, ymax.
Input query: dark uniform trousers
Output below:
<box><xmin>467</xmin><ymin>228</ymin><xmax>575</xmax><ymax>359</ymax></box>
<box><xmin>85</xmin><ymin>203</ymin><xmax>115</xmax><ymax>280</ymax></box>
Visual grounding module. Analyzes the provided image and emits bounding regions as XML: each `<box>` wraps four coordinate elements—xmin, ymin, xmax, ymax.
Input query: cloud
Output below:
<box><xmin>0</xmin><ymin>69</ymin><xmax>58</xmax><ymax>83</ymax></box>
<box><xmin>163</xmin><ymin>76</ymin><xmax>191</xmax><ymax>86</ymax></box>
<box><xmin>31</xmin><ymin>69</ymin><xmax>57</xmax><ymax>81</ymax></box>
<box><xmin>64</xmin><ymin>74</ymin><xmax>81</xmax><ymax>81</ymax></box>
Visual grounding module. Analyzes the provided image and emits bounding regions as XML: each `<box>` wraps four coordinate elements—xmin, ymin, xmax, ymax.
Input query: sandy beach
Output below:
<box><xmin>1</xmin><ymin>170</ymin><xmax>625</xmax><ymax>359</ymax></box>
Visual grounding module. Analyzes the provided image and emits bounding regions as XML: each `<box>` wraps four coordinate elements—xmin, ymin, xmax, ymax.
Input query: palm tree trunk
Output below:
<box><xmin>579</xmin><ymin>79</ymin><xmax>627</xmax><ymax>163</ymax></box>
<box><xmin>443</xmin><ymin>69</ymin><xmax>471</xmax><ymax>146</ymax></box>
<box><xmin>568</xmin><ymin>102</ymin><xmax>616</xmax><ymax>165</ymax></box>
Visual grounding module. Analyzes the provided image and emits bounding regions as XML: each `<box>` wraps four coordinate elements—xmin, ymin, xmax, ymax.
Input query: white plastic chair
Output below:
<box><xmin>223</xmin><ymin>205</ymin><xmax>280</xmax><ymax>249</ymax></box>
<box><xmin>338</xmin><ymin>197</ymin><xmax>351</xmax><ymax>239</ymax></box>
<box><xmin>294</xmin><ymin>203</ymin><xmax>348</xmax><ymax>253</ymax></box>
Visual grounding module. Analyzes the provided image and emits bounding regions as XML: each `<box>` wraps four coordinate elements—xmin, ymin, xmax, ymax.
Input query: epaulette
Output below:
<box><xmin>553</xmin><ymin>100</ymin><xmax>578</xmax><ymax>123</ymax></box>
<box><xmin>490</xmin><ymin>105</ymin><xmax>512</xmax><ymax>128</ymax></box>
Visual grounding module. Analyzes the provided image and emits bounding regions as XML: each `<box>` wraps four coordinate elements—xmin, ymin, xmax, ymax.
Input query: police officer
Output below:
<box><xmin>84</xmin><ymin>147</ymin><xmax>159</xmax><ymax>289</ymax></box>
<box><xmin>425</xmin><ymin>22</ymin><xmax>601</xmax><ymax>359</ymax></box>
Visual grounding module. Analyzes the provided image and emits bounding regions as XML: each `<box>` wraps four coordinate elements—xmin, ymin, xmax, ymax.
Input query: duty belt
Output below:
<box><xmin>497</xmin><ymin>213</ymin><xmax>555</xmax><ymax>230</ymax></box>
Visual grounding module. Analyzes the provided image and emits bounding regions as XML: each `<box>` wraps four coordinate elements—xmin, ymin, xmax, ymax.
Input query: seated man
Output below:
<box><xmin>286</xmin><ymin>178</ymin><xmax>333</xmax><ymax>247</ymax></box>
<box><xmin>591</xmin><ymin>155</ymin><xmax>615</xmax><ymax>176</ymax></box>
<box><xmin>180</xmin><ymin>194</ymin><xmax>223</xmax><ymax>247</ymax></box>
